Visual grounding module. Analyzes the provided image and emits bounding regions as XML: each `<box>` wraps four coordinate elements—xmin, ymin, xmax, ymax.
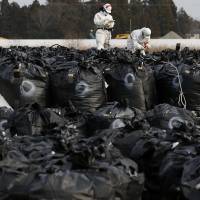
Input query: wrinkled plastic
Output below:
<box><xmin>104</xmin><ymin>62</ymin><xmax>156</xmax><ymax>111</ymax></box>
<box><xmin>84</xmin><ymin>101</ymin><xmax>148</xmax><ymax>135</ymax></box>
<box><xmin>146</xmin><ymin>104</ymin><xmax>196</xmax><ymax>131</ymax></box>
<box><xmin>50</xmin><ymin>61</ymin><xmax>106</xmax><ymax>113</ymax></box>
<box><xmin>8</xmin><ymin>104</ymin><xmax>65</xmax><ymax>136</ymax></box>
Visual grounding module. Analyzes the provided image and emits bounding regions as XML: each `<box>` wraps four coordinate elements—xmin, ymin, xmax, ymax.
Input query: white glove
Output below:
<box><xmin>137</xmin><ymin>44</ymin><xmax>145</xmax><ymax>50</ymax></box>
<box><xmin>141</xmin><ymin>50</ymin><xmax>146</xmax><ymax>56</ymax></box>
<box><xmin>104</xmin><ymin>19</ymin><xmax>115</xmax><ymax>29</ymax></box>
<box><xmin>144</xmin><ymin>43</ymin><xmax>151</xmax><ymax>49</ymax></box>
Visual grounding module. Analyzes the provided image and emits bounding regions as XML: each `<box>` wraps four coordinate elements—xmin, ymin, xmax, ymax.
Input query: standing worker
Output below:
<box><xmin>127</xmin><ymin>27</ymin><xmax>151</xmax><ymax>55</ymax></box>
<box><xmin>94</xmin><ymin>3</ymin><xmax>115</xmax><ymax>50</ymax></box>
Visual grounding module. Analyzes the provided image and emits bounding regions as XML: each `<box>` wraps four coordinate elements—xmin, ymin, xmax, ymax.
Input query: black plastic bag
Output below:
<box><xmin>146</xmin><ymin>104</ymin><xmax>196</xmax><ymax>131</ymax></box>
<box><xmin>0</xmin><ymin>59</ymin><xmax>48</xmax><ymax>108</ymax></box>
<box><xmin>182</xmin><ymin>64</ymin><xmax>200</xmax><ymax>113</ymax></box>
<box><xmin>50</xmin><ymin>62</ymin><xmax>106</xmax><ymax>112</ymax></box>
<box><xmin>154</xmin><ymin>63</ymin><xmax>182</xmax><ymax>106</ymax></box>
<box><xmin>0</xmin><ymin>107</ymin><xmax>13</xmax><ymax>131</ymax></box>
<box><xmin>0</xmin><ymin>133</ymin><xmax>144</xmax><ymax>200</ymax></box>
<box><xmin>0</xmin><ymin>61</ymin><xmax>20</xmax><ymax>108</ymax></box>
<box><xmin>181</xmin><ymin>156</ymin><xmax>200</xmax><ymax>200</ymax></box>
<box><xmin>84</xmin><ymin>101</ymin><xmax>147</xmax><ymax>136</ymax></box>
<box><xmin>113</xmin><ymin>129</ymin><xmax>146</xmax><ymax>157</ymax></box>
<box><xmin>0</xmin><ymin>160</ymin><xmax>144</xmax><ymax>200</ymax></box>
<box><xmin>159</xmin><ymin>145</ymin><xmax>198</xmax><ymax>199</ymax></box>
<box><xmin>8</xmin><ymin>104</ymin><xmax>65</xmax><ymax>136</ymax></box>
<box><xmin>104</xmin><ymin>62</ymin><xmax>156</xmax><ymax>111</ymax></box>
<box><xmin>18</xmin><ymin>63</ymin><xmax>48</xmax><ymax>107</ymax></box>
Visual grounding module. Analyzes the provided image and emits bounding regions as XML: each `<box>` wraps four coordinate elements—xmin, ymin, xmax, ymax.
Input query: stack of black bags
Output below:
<box><xmin>0</xmin><ymin>46</ymin><xmax>199</xmax><ymax>200</ymax></box>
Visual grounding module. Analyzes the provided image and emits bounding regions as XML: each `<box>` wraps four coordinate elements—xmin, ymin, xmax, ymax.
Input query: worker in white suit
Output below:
<box><xmin>127</xmin><ymin>27</ymin><xmax>151</xmax><ymax>55</ymax></box>
<box><xmin>94</xmin><ymin>3</ymin><xmax>115</xmax><ymax>50</ymax></box>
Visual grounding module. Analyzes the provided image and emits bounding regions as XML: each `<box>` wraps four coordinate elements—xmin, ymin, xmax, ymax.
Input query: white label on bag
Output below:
<box><xmin>75</xmin><ymin>81</ymin><xmax>90</xmax><ymax>97</ymax></box>
<box><xmin>110</xmin><ymin>119</ymin><xmax>126</xmax><ymax>129</ymax></box>
<box><xmin>172</xmin><ymin>142</ymin><xmax>179</xmax><ymax>149</ymax></box>
<box><xmin>0</xmin><ymin>120</ymin><xmax>7</xmax><ymax>131</ymax></box>
<box><xmin>124</xmin><ymin>73</ymin><xmax>135</xmax><ymax>88</ymax></box>
<box><xmin>20</xmin><ymin>80</ymin><xmax>36</xmax><ymax>97</ymax></box>
<box><xmin>168</xmin><ymin>116</ymin><xmax>184</xmax><ymax>130</ymax></box>
<box><xmin>105</xmin><ymin>81</ymin><xmax>109</xmax><ymax>88</ymax></box>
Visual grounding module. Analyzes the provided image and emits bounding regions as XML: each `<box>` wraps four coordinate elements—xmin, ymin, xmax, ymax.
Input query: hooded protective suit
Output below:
<box><xmin>127</xmin><ymin>27</ymin><xmax>151</xmax><ymax>55</ymax></box>
<box><xmin>94</xmin><ymin>4</ymin><xmax>115</xmax><ymax>50</ymax></box>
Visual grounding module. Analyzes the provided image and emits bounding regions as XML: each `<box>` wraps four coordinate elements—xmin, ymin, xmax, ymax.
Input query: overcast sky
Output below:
<box><xmin>9</xmin><ymin>0</ymin><xmax>200</xmax><ymax>20</ymax></box>
<box><xmin>173</xmin><ymin>0</ymin><xmax>200</xmax><ymax>20</ymax></box>
<box><xmin>9</xmin><ymin>0</ymin><xmax>47</xmax><ymax>6</ymax></box>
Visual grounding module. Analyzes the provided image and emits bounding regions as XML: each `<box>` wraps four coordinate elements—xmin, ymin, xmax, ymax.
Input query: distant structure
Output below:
<box><xmin>186</xmin><ymin>29</ymin><xmax>200</xmax><ymax>39</ymax></box>
<box><xmin>161</xmin><ymin>31</ymin><xmax>183</xmax><ymax>39</ymax></box>
<box><xmin>89</xmin><ymin>29</ymin><xmax>95</xmax><ymax>39</ymax></box>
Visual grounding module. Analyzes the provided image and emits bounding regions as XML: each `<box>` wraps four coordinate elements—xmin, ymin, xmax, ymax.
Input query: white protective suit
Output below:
<box><xmin>127</xmin><ymin>28</ymin><xmax>151</xmax><ymax>55</ymax></box>
<box><xmin>94</xmin><ymin>11</ymin><xmax>115</xmax><ymax>50</ymax></box>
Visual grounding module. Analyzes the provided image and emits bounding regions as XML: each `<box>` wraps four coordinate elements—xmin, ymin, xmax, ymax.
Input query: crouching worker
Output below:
<box><xmin>94</xmin><ymin>3</ymin><xmax>115</xmax><ymax>50</ymax></box>
<box><xmin>127</xmin><ymin>27</ymin><xmax>151</xmax><ymax>55</ymax></box>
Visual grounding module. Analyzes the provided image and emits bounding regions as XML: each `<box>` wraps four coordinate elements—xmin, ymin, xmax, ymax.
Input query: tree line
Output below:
<box><xmin>0</xmin><ymin>0</ymin><xmax>199</xmax><ymax>39</ymax></box>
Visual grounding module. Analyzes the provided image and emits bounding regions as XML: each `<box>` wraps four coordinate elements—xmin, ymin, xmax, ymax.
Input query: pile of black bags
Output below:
<box><xmin>153</xmin><ymin>48</ymin><xmax>200</xmax><ymax>113</ymax></box>
<box><xmin>0</xmin><ymin>46</ymin><xmax>200</xmax><ymax>200</ymax></box>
